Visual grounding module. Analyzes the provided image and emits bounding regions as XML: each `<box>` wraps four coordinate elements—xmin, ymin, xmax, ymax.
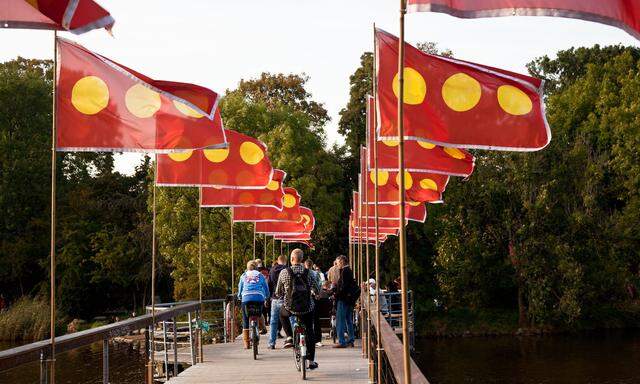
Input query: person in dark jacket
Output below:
<box><xmin>268</xmin><ymin>255</ymin><xmax>287</xmax><ymax>349</ymax></box>
<box><xmin>333</xmin><ymin>255</ymin><xmax>355</xmax><ymax>348</ymax></box>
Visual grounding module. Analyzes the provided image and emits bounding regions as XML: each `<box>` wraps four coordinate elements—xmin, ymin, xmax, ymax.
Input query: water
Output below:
<box><xmin>414</xmin><ymin>330</ymin><xmax>640</xmax><ymax>384</ymax></box>
<box><xmin>0</xmin><ymin>341</ymin><xmax>146</xmax><ymax>384</ymax></box>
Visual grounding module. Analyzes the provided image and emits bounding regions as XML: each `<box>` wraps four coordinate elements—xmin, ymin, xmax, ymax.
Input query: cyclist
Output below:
<box><xmin>275</xmin><ymin>248</ymin><xmax>319</xmax><ymax>370</ymax></box>
<box><xmin>238</xmin><ymin>260</ymin><xmax>269</xmax><ymax>349</ymax></box>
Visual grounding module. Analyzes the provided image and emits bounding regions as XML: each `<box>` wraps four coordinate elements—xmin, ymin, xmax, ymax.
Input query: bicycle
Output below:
<box><xmin>246</xmin><ymin>302</ymin><xmax>263</xmax><ymax>360</ymax></box>
<box><xmin>330</xmin><ymin>313</ymin><xmax>337</xmax><ymax>344</ymax></box>
<box><xmin>291</xmin><ymin>316</ymin><xmax>307</xmax><ymax>380</ymax></box>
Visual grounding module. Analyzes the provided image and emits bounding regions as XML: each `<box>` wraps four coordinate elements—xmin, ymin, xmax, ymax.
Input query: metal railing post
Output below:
<box><xmin>188</xmin><ymin>312</ymin><xmax>195</xmax><ymax>365</ymax></box>
<box><xmin>173</xmin><ymin>318</ymin><xmax>178</xmax><ymax>377</ymax></box>
<box><xmin>102</xmin><ymin>339</ymin><xmax>109</xmax><ymax>384</ymax></box>
<box><xmin>162</xmin><ymin>321</ymin><xmax>169</xmax><ymax>380</ymax></box>
<box><xmin>39</xmin><ymin>350</ymin><xmax>47</xmax><ymax>384</ymax></box>
<box><xmin>197</xmin><ymin>310</ymin><xmax>203</xmax><ymax>363</ymax></box>
<box><xmin>222</xmin><ymin>300</ymin><xmax>227</xmax><ymax>343</ymax></box>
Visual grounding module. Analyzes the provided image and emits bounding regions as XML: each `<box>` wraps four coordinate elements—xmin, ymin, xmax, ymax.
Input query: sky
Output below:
<box><xmin>2</xmin><ymin>0</ymin><xmax>637</xmax><ymax>174</ymax></box>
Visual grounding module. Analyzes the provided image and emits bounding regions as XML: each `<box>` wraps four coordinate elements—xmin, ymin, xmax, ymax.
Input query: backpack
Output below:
<box><xmin>287</xmin><ymin>267</ymin><xmax>311</xmax><ymax>313</ymax></box>
<box><xmin>346</xmin><ymin>283</ymin><xmax>361</xmax><ymax>306</ymax></box>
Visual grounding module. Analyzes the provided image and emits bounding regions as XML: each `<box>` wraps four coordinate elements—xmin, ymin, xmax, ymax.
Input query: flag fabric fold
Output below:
<box><xmin>156</xmin><ymin>129</ymin><xmax>273</xmax><ymax>188</ymax></box>
<box><xmin>232</xmin><ymin>188</ymin><xmax>301</xmax><ymax>222</ymax></box>
<box><xmin>57</xmin><ymin>38</ymin><xmax>225</xmax><ymax>153</ymax></box>
<box><xmin>2</xmin><ymin>0</ymin><xmax>114</xmax><ymax>33</ymax></box>
<box><xmin>200</xmin><ymin>169</ymin><xmax>286</xmax><ymax>209</ymax></box>
<box><xmin>406</xmin><ymin>0</ymin><xmax>640</xmax><ymax>40</ymax></box>
<box><xmin>255</xmin><ymin>207</ymin><xmax>315</xmax><ymax>235</ymax></box>
<box><xmin>376</xmin><ymin>28</ymin><xmax>550</xmax><ymax>151</ymax></box>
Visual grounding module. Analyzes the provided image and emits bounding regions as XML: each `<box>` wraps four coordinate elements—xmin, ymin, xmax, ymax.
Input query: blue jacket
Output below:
<box><xmin>238</xmin><ymin>270</ymin><xmax>269</xmax><ymax>303</ymax></box>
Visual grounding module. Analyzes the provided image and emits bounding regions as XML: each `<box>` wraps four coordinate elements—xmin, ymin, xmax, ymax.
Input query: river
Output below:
<box><xmin>0</xmin><ymin>341</ymin><xmax>145</xmax><ymax>384</ymax></box>
<box><xmin>414</xmin><ymin>329</ymin><xmax>640</xmax><ymax>384</ymax></box>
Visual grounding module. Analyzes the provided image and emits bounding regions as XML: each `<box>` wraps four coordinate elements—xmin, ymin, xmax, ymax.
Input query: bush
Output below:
<box><xmin>0</xmin><ymin>296</ymin><xmax>56</xmax><ymax>342</ymax></box>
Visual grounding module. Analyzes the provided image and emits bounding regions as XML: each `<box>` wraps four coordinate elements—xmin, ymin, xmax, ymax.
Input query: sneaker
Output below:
<box><xmin>260</xmin><ymin>329</ymin><xmax>267</xmax><ymax>335</ymax></box>
<box><xmin>308</xmin><ymin>361</ymin><xmax>319</xmax><ymax>370</ymax></box>
<box><xmin>268</xmin><ymin>344</ymin><xmax>275</xmax><ymax>350</ymax></box>
<box><xmin>348</xmin><ymin>341</ymin><xmax>355</xmax><ymax>348</ymax></box>
<box><xmin>333</xmin><ymin>344</ymin><xmax>347</xmax><ymax>349</ymax></box>
<box><xmin>283</xmin><ymin>337</ymin><xmax>293</xmax><ymax>348</ymax></box>
<box><xmin>315</xmin><ymin>342</ymin><xmax>323</xmax><ymax>347</ymax></box>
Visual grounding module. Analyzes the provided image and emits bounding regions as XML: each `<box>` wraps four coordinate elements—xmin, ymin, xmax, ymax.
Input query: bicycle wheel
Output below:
<box><xmin>252</xmin><ymin>323</ymin><xmax>258</xmax><ymax>360</ymax></box>
<box><xmin>293</xmin><ymin>333</ymin><xmax>301</xmax><ymax>371</ymax></box>
<box><xmin>301</xmin><ymin>356</ymin><xmax>306</xmax><ymax>380</ymax></box>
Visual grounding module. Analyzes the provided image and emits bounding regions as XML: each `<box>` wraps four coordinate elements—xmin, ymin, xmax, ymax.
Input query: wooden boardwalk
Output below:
<box><xmin>167</xmin><ymin>334</ymin><xmax>369</xmax><ymax>383</ymax></box>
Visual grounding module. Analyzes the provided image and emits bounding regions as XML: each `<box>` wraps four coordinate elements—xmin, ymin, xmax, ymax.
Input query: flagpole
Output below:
<box><xmin>373</xmin><ymin>22</ymin><xmax>383</xmax><ymax>384</ymax></box>
<box><xmin>397</xmin><ymin>0</ymin><xmax>412</xmax><ymax>382</ymax></box>
<box><xmin>272</xmin><ymin>236</ymin><xmax>275</xmax><ymax>265</ymax></box>
<box><xmin>49</xmin><ymin>30</ymin><xmax>58</xmax><ymax>384</ymax></box>
<box><xmin>252</xmin><ymin>224</ymin><xmax>256</xmax><ymax>260</ymax></box>
<box><xmin>198</xmin><ymin>187</ymin><xmax>203</xmax><ymax>362</ymax></box>
<box><xmin>230</xmin><ymin>208</ymin><xmax>235</xmax><ymax>342</ymax></box>
<box><xmin>149</xmin><ymin>155</ymin><xmax>158</xmax><ymax>382</ymax></box>
<box><xmin>263</xmin><ymin>233</ymin><xmax>267</xmax><ymax>264</ymax></box>
<box><xmin>358</xmin><ymin>182</ymin><xmax>364</xmax><ymax>356</ymax></box>
<box><xmin>365</xmin><ymin>164</ymin><xmax>372</xmax><ymax>371</ymax></box>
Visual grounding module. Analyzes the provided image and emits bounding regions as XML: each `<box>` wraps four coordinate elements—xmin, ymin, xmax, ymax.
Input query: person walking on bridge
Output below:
<box><xmin>268</xmin><ymin>255</ymin><xmax>287</xmax><ymax>349</ymax></box>
<box><xmin>334</xmin><ymin>255</ymin><xmax>356</xmax><ymax>348</ymax></box>
<box><xmin>238</xmin><ymin>260</ymin><xmax>269</xmax><ymax>349</ymax></box>
<box><xmin>275</xmin><ymin>248</ymin><xmax>319</xmax><ymax>370</ymax></box>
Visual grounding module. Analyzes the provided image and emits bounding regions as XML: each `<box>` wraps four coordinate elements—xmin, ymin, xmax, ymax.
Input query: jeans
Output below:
<box><xmin>241</xmin><ymin>301</ymin><xmax>263</xmax><ymax>329</ymax></box>
<box><xmin>280</xmin><ymin>307</ymin><xmax>316</xmax><ymax>361</ymax></box>
<box><xmin>268</xmin><ymin>299</ymin><xmax>283</xmax><ymax>347</ymax></box>
<box><xmin>336</xmin><ymin>300</ymin><xmax>354</xmax><ymax>346</ymax></box>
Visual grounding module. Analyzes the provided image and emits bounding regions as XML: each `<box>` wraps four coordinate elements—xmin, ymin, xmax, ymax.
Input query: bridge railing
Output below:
<box><xmin>0</xmin><ymin>300</ymin><xmax>214</xmax><ymax>384</ymax></box>
<box><xmin>363</xmin><ymin>290</ymin><xmax>430</xmax><ymax>384</ymax></box>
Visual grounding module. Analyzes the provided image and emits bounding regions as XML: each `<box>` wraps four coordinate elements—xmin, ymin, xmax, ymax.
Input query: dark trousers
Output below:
<box><xmin>312</xmin><ymin>299</ymin><xmax>322</xmax><ymax>343</ymax></box>
<box><xmin>280</xmin><ymin>307</ymin><xmax>316</xmax><ymax>361</ymax></box>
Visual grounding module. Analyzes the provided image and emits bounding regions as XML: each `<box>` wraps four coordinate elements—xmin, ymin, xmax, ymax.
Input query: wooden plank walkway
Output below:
<box><xmin>167</xmin><ymin>334</ymin><xmax>369</xmax><ymax>383</ymax></box>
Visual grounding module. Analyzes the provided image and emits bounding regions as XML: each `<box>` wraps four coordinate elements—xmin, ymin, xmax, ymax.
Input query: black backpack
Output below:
<box><xmin>287</xmin><ymin>267</ymin><xmax>311</xmax><ymax>313</ymax></box>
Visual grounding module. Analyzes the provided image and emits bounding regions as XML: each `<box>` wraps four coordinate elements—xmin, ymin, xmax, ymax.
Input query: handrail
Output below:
<box><xmin>0</xmin><ymin>301</ymin><xmax>199</xmax><ymax>373</ymax></box>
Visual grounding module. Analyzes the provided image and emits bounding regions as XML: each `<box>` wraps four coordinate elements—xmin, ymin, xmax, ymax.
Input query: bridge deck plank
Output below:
<box><xmin>167</xmin><ymin>336</ymin><xmax>369</xmax><ymax>383</ymax></box>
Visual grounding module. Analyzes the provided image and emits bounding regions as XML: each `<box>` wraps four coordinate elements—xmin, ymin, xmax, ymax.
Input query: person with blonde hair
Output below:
<box><xmin>238</xmin><ymin>260</ymin><xmax>269</xmax><ymax>349</ymax></box>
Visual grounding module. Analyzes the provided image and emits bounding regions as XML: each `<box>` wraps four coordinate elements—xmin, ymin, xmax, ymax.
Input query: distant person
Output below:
<box><xmin>255</xmin><ymin>258</ymin><xmax>270</xmax><ymax>330</ymax></box>
<box><xmin>369</xmin><ymin>278</ymin><xmax>388</xmax><ymax>313</ymax></box>
<box><xmin>334</xmin><ymin>255</ymin><xmax>357</xmax><ymax>348</ymax></box>
<box><xmin>237</xmin><ymin>260</ymin><xmax>269</xmax><ymax>349</ymax></box>
<box><xmin>275</xmin><ymin>249</ymin><xmax>319</xmax><ymax>370</ymax></box>
<box><xmin>327</xmin><ymin>260</ymin><xmax>341</xmax><ymax>287</ymax></box>
<box><xmin>313</xmin><ymin>264</ymin><xmax>326</xmax><ymax>283</ymax></box>
<box><xmin>268</xmin><ymin>255</ymin><xmax>287</xmax><ymax>349</ymax></box>
<box><xmin>386</xmin><ymin>280</ymin><xmax>401</xmax><ymax>317</ymax></box>
<box><xmin>305</xmin><ymin>258</ymin><xmax>323</xmax><ymax>347</ymax></box>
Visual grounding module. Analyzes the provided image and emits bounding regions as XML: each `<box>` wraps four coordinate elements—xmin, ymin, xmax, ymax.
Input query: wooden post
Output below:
<box><xmin>148</xmin><ymin>156</ymin><xmax>158</xmax><ymax>383</ymax></box>
<box><xmin>373</xmin><ymin>22</ymin><xmax>383</xmax><ymax>384</ymax></box>
<box><xmin>172</xmin><ymin>318</ymin><xmax>178</xmax><ymax>377</ymax></box>
<box><xmin>102</xmin><ymin>339</ymin><xmax>109</xmax><ymax>384</ymax></box>
<box><xmin>162</xmin><ymin>321</ymin><xmax>169</xmax><ymax>379</ymax></box>
<box><xmin>197</xmin><ymin>188</ymin><xmax>204</xmax><ymax>362</ymax></box>
<box><xmin>230</xmin><ymin>208</ymin><xmax>236</xmax><ymax>342</ymax></box>
<box><xmin>397</xmin><ymin>0</ymin><xmax>412</xmax><ymax>381</ymax></box>
<box><xmin>49</xmin><ymin>30</ymin><xmax>58</xmax><ymax>384</ymax></box>
<box><xmin>252</xmin><ymin>223</ymin><xmax>256</xmax><ymax>260</ymax></box>
<box><xmin>263</xmin><ymin>233</ymin><xmax>267</xmax><ymax>264</ymax></box>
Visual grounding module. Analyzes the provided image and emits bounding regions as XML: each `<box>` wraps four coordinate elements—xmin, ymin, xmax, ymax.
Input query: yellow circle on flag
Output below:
<box><xmin>125</xmin><ymin>84</ymin><xmax>161</xmax><ymax>118</ymax></box>
<box><xmin>283</xmin><ymin>193</ymin><xmax>296</xmax><ymax>208</ymax></box>
<box><xmin>302</xmin><ymin>214</ymin><xmax>311</xmax><ymax>226</ymax></box>
<box><xmin>203</xmin><ymin>147</ymin><xmax>229</xmax><ymax>163</ymax></box>
<box><xmin>395</xmin><ymin>171</ymin><xmax>413</xmax><ymax>190</ymax></box>
<box><xmin>173</xmin><ymin>100</ymin><xmax>204</xmax><ymax>118</ymax></box>
<box><xmin>71</xmin><ymin>76</ymin><xmax>109</xmax><ymax>115</ymax></box>
<box><xmin>409</xmin><ymin>201</ymin><xmax>421</xmax><ymax>206</ymax></box>
<box><xmin>497</xmin><ymin>85</ymin><xmax>532</xmax><ymax>115</ymax></box>
<box><xmin>168</xmin><ymin>150</ymin><xmax>193</xmax><ymax>162</ymax></box>
<box><xmin>369</xmin><ymin>170</ymin><xmax>389</xmax><ymax>186</ymax></box>
<box><xmin>417</xmin><ymin>140</ymin><xmax>435</xmax><ymax>149</ymax></box>
<box><xmin>392</xmin><ymin>67</ymin><xmax>427</xmax><ymax>105</ymax></box>
<box><xmin>419</xmin><ymin>178</ymin><xmax>438</xmax><ymax>191</ymax></box>
<box><xmin>442</xmin><ymin>73</ymin><xmax>481</xmax><ymax>112</ymax></box>
<box><xmin>444</xmin><ymin>147</ymin><xmax>465</xmax><ymax>159</ymax></box>
<box><xmin>239</xmin><ymin>141</ymin><xmax>264</xmax><ymax>165</ymax></box>
<box><xmin>382</xmin><ymin>140</ymin><xmax>399</xmax><ymax>147</ymax></box>
<box><xmin>266</xmin><ymin>179</ymin><xmax>279</xmax><ymax>191</ymax></box>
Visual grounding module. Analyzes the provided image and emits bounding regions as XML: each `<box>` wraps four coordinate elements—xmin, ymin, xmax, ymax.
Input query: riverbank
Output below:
<box><xmin>417</xmin><ymin>304</ymin><xmax>640</xmax><ymax>338</ymax></box>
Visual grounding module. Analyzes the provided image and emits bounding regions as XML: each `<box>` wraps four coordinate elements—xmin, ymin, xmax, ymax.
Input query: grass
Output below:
<box><xmin>0</xmin><ymin>296</ymin><xmax>55</xmax><ymax>342</ymax></box>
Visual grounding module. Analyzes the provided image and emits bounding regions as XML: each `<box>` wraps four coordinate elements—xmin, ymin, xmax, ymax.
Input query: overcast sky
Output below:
<box><xmin>1</xmin><ymin>0</ymin><xmax>637</xmax><ymax>174</ymax></box>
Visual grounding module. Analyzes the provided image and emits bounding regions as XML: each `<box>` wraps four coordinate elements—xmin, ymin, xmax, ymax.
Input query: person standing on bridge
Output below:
<box><xmin>238</xmin><ymin>260</ymin><xmax>269</xmax><ymax>349</ymax></box>
<box><xmin>334</xmin><ymin>255</ymin><xmax>356</xmax><ymax>348</ymax></box>
<box><xmin>275</xmin><ymin>248</ymin><xmax>319</xmax><ymax>370</ymax></box>
<box><xmin>268</xmin><ymin>254</ymin><xmax>287</xmax><ymax>349</ymax></box>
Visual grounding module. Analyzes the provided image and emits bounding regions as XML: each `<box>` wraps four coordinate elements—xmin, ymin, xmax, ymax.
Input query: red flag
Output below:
<box><xmin>200</xmin><ymin>170</ymin><xmax>286</xmax><ymax>209</ymax></box>
<box><xmin>367</xmin><ymin>96</ymin><xmax>474</xmax><ymax>177</ymax></box>
<box><xmin>407</xmin><ymin>0</ymin><xmax>640</xmax><ymax>40</ymax></box>
<box><xmin>274</xmin><ymin>233</ymin><xmax>311</xmax><ymax>241</ymax></box>
<box><xmin>233</xmin><ymin>188</ymin><xmax>301</xmax><ymax>222</ymax></box>
<box><xmin>365</xmin><ymin>169</ymin><xmax>448</xmax><ymax>204</ymax></box>
<box><xmin>57</xmin><ymin>38</ymin><xmax>225</xmax><ymax>152</ymax></box>
<box><xmin>2</xmin><ymin>0</ymin><xmax>114</xmax><ymax>33</ymax></box>
<box><xmin>376</xmin><ymin>29</ymin><xmax>550</xmax><ymax>151</ymax></box>
<box><xmin>255</xmin><ymin>207</ymin><xmax>315</xmax><ymax>234</ymax></box>
<box><xmin>156</xmin><ymin>129</ymin><xmax>272</xmax><ymax>188</ymax></box>
<box><xmin>364</xmin><ymin>202</ymin><xmax>427</xmax><ymax>222</ymax></box>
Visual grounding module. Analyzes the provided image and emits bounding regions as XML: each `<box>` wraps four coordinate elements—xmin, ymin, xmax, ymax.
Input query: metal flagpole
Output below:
<box><xmin>149</xmin><ymin>156</ymin><xmax>158</xmax><ymax>382</ymax></box>
<box><xmin>365</xmin><ymin>156</ymin><xmax>373</xmax><ymax>373</ymax></box>
<box><xmin>230</xmin><ymin>208</ymin><xmax>235</xmax><ymax>341</ymax></box>
<box><xmin>397</xmin><ymin>0</ymin><xmax>412</xmax><ymax>381</ymax></box>
<box><xmin>49</xmin><ymin>30</ymin><xmax>58</xmax><ymax>384</ymax></box>
<box><xmin>373</xmin><ymin>22</ymin><xmax>383</xmax><ymax>384</ymax></box>
<box><xmin>272</xmin><ymin>236</ymin><xmax>275</xmax><ymax>264</ymax></box>
<box><xmin>198</xmin><ymin>188</ymin><xmax>203</xmax><ymax>362</ymax></box>
<box><xmin>358</xmin><ymin>179</ymin><xmax>365</xmax><ymax>357</ymax></box>
<box><xmin>253</xmin><ymin>224</ymin><xmax>256</xmax><ymax>260</ymax></box>
<box><xmin>263</xmin><ymin>233</ymin><xmax>267</xmax><ymax>264</ymax></box>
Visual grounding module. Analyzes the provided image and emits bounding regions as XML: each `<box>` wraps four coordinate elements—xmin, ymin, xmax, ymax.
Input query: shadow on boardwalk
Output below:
<box><xmin>167</xmin><ymin>336</ymin><xmax>368</xmax><ymax>383</ymax></box>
